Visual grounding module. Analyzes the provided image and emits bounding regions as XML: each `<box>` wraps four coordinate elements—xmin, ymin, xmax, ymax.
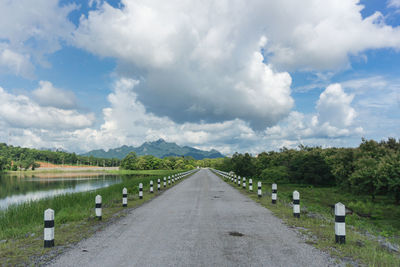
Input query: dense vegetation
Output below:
<box><xmin>120</xmin><ymin>152</ymin><xmax>197</xmax><ymax>170</ymax></box>
<box><xmin>0</xmin><ymin>143</ymin><xmax>121</xmax><ymax>171</ymax></box>
<box><xmin>210</xmin><ymin>138</ymin><xmax>400</xmax><ymax>204</ymax></box>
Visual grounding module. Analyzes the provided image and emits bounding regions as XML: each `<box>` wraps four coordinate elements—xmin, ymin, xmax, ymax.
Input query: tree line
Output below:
<box><xmin>0</xmin><ymin>143</ymin><xmax>121</xmax><ymax>171</ymax></box>
<box><xmin>209</xmin><ymin>138</ymin><xmax>400</xmax><ymax>204</ymax></box>
<box><xmin>120</xmin><ymin>152</ymin><xmax>197</xmax><ymax>170</ymax></box>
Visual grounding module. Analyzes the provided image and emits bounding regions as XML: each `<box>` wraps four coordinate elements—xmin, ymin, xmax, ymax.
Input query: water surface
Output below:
<box><xmin>0</xmin><ymin>172</ymin><xmax>122</xmax><ymax>210</ymax></box>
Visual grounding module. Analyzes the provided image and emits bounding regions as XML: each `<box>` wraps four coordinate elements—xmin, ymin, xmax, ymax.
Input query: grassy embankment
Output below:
<box><xmin>216</xmin><ymin>172</ymin><xmax>400</xmax><ymax>266</ymax></box>
<box><xmin>0</xmin><ymin>169</ymin><xmax>192</xmax><ymax>266</ymax></box>
<box><xmin>4</xmin><ymin>168</ymin><xmax>176</xmax><ymax>175</ymax></box>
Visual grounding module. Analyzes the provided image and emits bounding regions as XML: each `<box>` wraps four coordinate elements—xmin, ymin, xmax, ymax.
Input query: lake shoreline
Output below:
<box><xmin>3</xmin><ymin>167</ymin><xmax>119</xmax><ymax>174</ymax></box>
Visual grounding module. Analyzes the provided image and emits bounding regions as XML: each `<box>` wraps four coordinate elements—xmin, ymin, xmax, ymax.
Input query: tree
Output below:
<box><xmin>379</xmin><ymin>152</ymin><xmax>400</xmax><ymax>204</ymax></box>
<box><xmin>120</xmin><ymin>152</ymin><xmax>138</xmax><ymax>170</ymax></box>
<box><xmin>0</xmin><ymin>156</ymin><xmax>7</xmax><ymax>171</ymax></box>
<box><xmin>174</xmin><ymin>159</ymin><xmax>185</xmax><ymax>170</ymax></box>
<box><xmin>261</xmin><ymin>166</ymin><xmax>289</xmax><ymax>183</ymax></box>
<box><xmin>325</xmin><ymin>148</ymin><xmax>355</xmax><ymax>188</ymax></box>
<box><xmin>231</xmin><ymin>153</ymin><xmax>255</xmax><ymax>177</ymax></box>
<box><xmin>350</xmin><ymin>156</ymin><xmax>380</xmax><ymax>200</ymax></box>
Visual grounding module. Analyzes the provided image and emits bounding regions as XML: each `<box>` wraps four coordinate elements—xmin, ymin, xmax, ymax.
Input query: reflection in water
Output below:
<box><xmin>0</xmin><ymin>173</ymin><xmax>122</xmax><ymax>210</ymax></box>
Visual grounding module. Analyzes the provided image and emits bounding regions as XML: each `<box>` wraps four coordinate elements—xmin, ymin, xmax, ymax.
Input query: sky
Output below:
<box><xmin>0</xmin><ymin>0</ymin><xmax>399</xmax><ymax>155</ymax></box>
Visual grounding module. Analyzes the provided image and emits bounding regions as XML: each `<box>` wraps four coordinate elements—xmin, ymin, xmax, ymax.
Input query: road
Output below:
<box><xmin>49</xmin><ymin>169</ymin><xmax>337</xmax><ymax>267</ymax></box>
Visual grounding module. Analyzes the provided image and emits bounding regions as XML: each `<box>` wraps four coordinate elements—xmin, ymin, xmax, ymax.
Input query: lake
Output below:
<box><xmin>0</xmin><ymin>172</ymin><xmax>122</xmax><ymax>210</ymax></box>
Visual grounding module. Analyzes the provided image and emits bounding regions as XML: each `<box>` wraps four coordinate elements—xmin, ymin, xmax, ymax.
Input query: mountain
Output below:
<box><xmin>81</xmin><ymin>139</ymin><xmax>224</xmax><ymax>160</ymax></box>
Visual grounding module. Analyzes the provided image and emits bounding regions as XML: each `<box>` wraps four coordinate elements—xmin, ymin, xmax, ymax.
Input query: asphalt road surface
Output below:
<box><xmin>49</xmin><ymin>169</ymin><xmax>337</xmax><ymax>267</ymax></box>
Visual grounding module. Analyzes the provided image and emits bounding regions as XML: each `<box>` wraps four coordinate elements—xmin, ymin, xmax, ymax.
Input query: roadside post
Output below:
<box><xmin>44</xmin><ymin>209</ymin><xmax>55</xmax><ymax>248</ymax></box>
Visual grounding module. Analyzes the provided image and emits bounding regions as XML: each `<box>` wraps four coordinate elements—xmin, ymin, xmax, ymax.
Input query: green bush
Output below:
<box><xmin>260</xmin><ymin>166</ymin><xmax>289</xmax><ymax>183</ymax></box>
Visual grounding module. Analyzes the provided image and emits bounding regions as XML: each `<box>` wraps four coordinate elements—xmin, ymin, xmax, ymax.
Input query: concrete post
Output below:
<box><xmin>95</xmin><ymin>195</ymin><xmax>102</xmax><ymax>220</ymax></box>
<box><xmin>293</xmin><ymin>191</ymin><xmax>300</xmax><ymax>218</ymax></box>
<box><xmin>335</xmin><ymin>202</ymin><xmax>346</xmax><ymax>244</ymax></box>
<box><xmin>272</xmin><ymin>183</ymin><xmax>277</xmax><ymax>204</ymax></box>
<box><xmin>139</xmin><ymin>183</ymin><xmax>143</xmax><ymax>199</ymax></box>
<box><xmin>122</xmin><ymin>187</ymin><xmax>127</xmax><ymax>207</ymax></box>
<box><xmin>44</xmin><ymin>209</ymin><xmax>54</xmax><ymax>248</ymax></box>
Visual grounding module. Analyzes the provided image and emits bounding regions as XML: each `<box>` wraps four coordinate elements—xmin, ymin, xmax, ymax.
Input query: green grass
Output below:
<box><xmin>216</xmin><ymin>173</ymin><xmax>400</xmax><ymax>266</ymax></box>
<box><xmin>0</xmin><ymin>170</ymin><xmax>193</xmax><ymax>266</ymax></box>
<box><xmin>105</xmin><ymin>169</ymin><xmax>185</xmax><ymax>175</ymax></box>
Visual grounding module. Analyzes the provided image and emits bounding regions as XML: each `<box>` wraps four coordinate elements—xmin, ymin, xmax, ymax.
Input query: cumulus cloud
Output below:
<box><xmin>0</xmin><ymin>46</ymin><xmax>34</xmax><ymax>78</ymax></box>
<box><xmin>341</xmin><ymin>76</ymin><xmax>400</xmax><ymax>139</ymax></box>
<box><xmin>71</xmin><ymin>0</ymin><xmax>400</xmax><ymax>130</ymax></box>
<box><xmin>74</xmin><ymin>78</ymin><xmax>257</xmax><ymax>152</ymax></box>
<box><xmin>265</xmin><ymin>84</ymin><xmax>362</xmax><ymax>140</ymax></box>
<box><xmin>32</xmin><ymin>81</ymin><xmax>77</xmax><ymax>109</ymax></box>
<box><xmin>0</xmin><ymin>86</ymin><xmax>94</xmax><ymax>130</ymax></box>
<box><xmin>264</xmin><ymin>1</ymin><xmax>400</xmax><ymax>70</ymax></box>
<box><xmin>0</xmin><ymin>0</ymin><xmax>76</xmax><ymax>77</ymax></box>
<box><xmin>0</xmin><ymin>79</ymin><xmax>368</xmax><ymax>154</ymax></box>
<box><xmin>316</xmin><ymin>84</ymin><xmax>356</xmax><ymax>129</ymax></box>
<box><xmin>74</xmin><ymin>2</ymin><xmax>294</xmax><ymax>129</ymax></box>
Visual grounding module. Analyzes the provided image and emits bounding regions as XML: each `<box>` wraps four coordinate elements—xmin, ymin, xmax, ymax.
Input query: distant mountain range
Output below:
<box><xmin>81</xmin><ymin>139</ymin><xmax>224</xmax><ymax>160</ymax></box>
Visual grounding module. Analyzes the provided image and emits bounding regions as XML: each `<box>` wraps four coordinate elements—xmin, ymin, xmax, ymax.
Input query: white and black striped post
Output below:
<box><xmin>242</xmin><ymin>177</ymin><xmax>246</xmax><ymax>189</ymax></box>
<box><xmin>234</xmin><ymin>175</ymin><xmax>237</xmax><ymax>184</ymax></box>
<box><xmin>249</xmin><ymin>179</ymin><xmax>253</xmax><ymax>191</ymax></box>
<box><xmin>272</xmin><ymin>183</ymin><xmax>277</xmax><ymax>204</ymax></box>
<box><xmin>44</xmin><ymin>209</ymin><xmax>54</xmax><ymax>248</ymax></box>
<box><xmin>122</xmin><ymin>187</ymin><xmax>128</xmax><ymax>207</ymax></box>
<box><xmin>238</xmin><ymin>176</ymin><xmax>241</xmax><ymax>187</ymax></box>
<box><xmin>257</xmin><ymin>181</ymin><xmax>262</xmax><ymax>198</ymax></box>
<box><xmin>293</xmin><ymin>191</ymin><xmax>300</xmax><ymax>218</ymax></box>
<box><xmin>164</xmin><ymin>177</ymin><xmax>166</xmax><ymax>188</ymax></box>
<box><xmin>157</xmin><ymin>179</ymin><xmax>161</xmax><ymax>191</ymax></box>
<box><xmin>150</xmin><ymin>180</ymin><xmax>154</xmax><ymax>193</ymax></box>
<box><xmin>95</xmin><ymin>195</ymin><xmax>102</xmax><ymax>220</ymax></box>
<box><xmin>335</xmin><ymin>202</ymin><xmax>346</xmax><ymax>244</ymax></box>
<box><xmin>139</xmin><ymin>183</ymin><xmax>143</xmax><ymax>199</ymax></box>
<box><xmin>168</xmin><ymin>176</ymin><xmax>171</xmax><ymax>185</ymax></box>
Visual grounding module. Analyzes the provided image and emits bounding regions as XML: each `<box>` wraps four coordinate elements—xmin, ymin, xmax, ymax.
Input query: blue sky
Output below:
<box><xmin>0</xmin><ymin>0</ymin><xmax>399</xmax><ymax>155</ymax></box>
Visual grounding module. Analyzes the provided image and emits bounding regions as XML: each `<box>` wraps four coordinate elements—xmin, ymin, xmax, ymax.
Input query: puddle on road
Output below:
<box><xmin>228</xmin><ymin>231</ymin><xmax>244</xmax><ymax>237</ymax></box>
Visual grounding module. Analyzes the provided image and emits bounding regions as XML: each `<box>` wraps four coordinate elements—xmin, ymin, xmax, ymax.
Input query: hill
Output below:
<box><xmin>81</xmin><ymin>139</ymin><xmax>224</xmax><ymax>160</ymax></box>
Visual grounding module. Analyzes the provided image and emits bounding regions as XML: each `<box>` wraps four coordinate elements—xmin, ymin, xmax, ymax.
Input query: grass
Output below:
<box><xmin>0</xmin><ymin>169</ymin><xmax>192</xmax><ymax>266</ymax></box>
<box><xmin>105</xmin><ymin>169</ymin><xmax>186</xmax><ymax>175</ymax></box>
<box><xmin>3</xmin><ymin>169</ymin><xmax>187</xmax><ymax>175</ymax></box>
<box><xmin>215</xmin><ymin>172</ymin><xmax>400</xmax><ymax>266</ymax></box>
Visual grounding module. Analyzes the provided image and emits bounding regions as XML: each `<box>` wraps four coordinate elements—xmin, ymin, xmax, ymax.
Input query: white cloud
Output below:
<box><xmin>74</xmin><ymin>2</ymin><xmax>294</xmax><ymax>129</ymax></box>
<box><xmin>75</xmin><ymin>78</ymin><xmax>257</xmax><ymax>152</ymax></box>
<box><xmin>0</xmin><ymin>0</ymin><xmax>76</xmax><ymax>77</ymax></box>
<box><xmin>341</xmin><ymin>76</ymin><xmax>400</xmax><ymax>140</ymax></box>
<box><xmin>316</xmin><ymin>84</ymin><xmax>356</xmax><ymax>129</ymax></box>
<box><xmin>32</xmin><ymin>81</ymin><xmax>77</xmax><ymax>109</ymax></box>
<box><xmin>0</xmin><ymin>86</ymin><xmax>94</xmax><ymax>130</ymax></box>
<box><xmin>264</xmin><ymin>2</ymin><xmax>400</xmax><ymax>70</ymax></box>
<box><xmin>388</xmin><ymin>0</ymin><xmax>400</xmax><ymax>8</ymax></box>
<box><xmin>265</xmin><ymin>83</ymin><xmax>362</xmax><ymax>140</ymax></box>
<box><xmin>72</xmin><ymin>0</ymin><xmax>400</xmax><ymax>130</ymax></box>
<box><xmin>0</xmin><ymin>46</ymin><xmax>34</xmax><ymax>78</ymax></box>
<box><xmin>0</xmin><ymin>79</ymin><xmax>380</xmax><ymax>155</ymax></box>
